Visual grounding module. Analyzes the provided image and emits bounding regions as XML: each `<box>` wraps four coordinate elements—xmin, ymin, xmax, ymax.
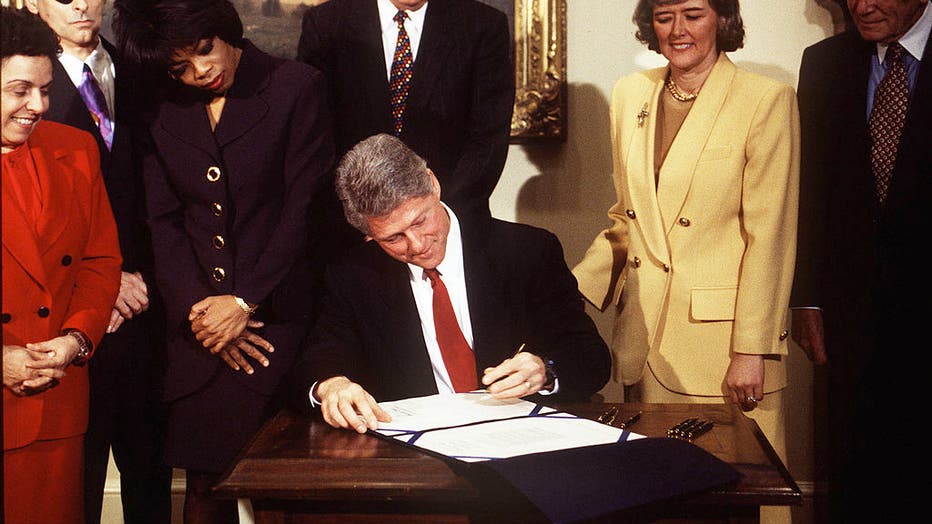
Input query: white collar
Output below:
<box><xmin>877</xmin><ymin>2</ymin><xmax>931</xmax><ymax>63</ymax></box>
<box><xmin>378</xmin><ymin>0</ymin><xmax>428</xmax><ymax>34</ymax></box>
<box><xmin>407</xmin><ymin>201</ymin><xmax>463</xmax><ymax>284</ymax></box>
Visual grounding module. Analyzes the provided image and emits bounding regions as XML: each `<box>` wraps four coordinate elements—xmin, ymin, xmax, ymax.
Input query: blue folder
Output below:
<box><xmin>475</xmin><ymin>437</ymin><xmax>741</xmax><ymax>523</ymax></box>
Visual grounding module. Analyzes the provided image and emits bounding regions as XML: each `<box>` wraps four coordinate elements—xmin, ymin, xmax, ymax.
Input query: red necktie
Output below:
<box><xmin>869</xmin><ymin>42</ymin><xmax>909</xmax><ymax>205</ymax></box>
<box><xmin>389</xmin><ymin>10</ymin><xmax>413</xmax><ymax>136</ymax></box>
<box><xmin>424</xmin><ymin>268</ymin><xmax>477</xmax><ymax>392</ymax></box>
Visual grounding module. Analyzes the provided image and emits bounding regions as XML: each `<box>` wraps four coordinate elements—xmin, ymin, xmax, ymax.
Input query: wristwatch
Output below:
<box><xmin>543</xmin><ymin>358</ymin><xmax>558</xmax><ymax>390</ymax></box>
<box><xmin>64</xmin><ymin>329</ymin><xmax>91</xmax><ymax>366</ymax></box>
<box><xmin>234</xmin><ymin>296</ymin><xmax>258</xmax><ymax>315</ymax></box>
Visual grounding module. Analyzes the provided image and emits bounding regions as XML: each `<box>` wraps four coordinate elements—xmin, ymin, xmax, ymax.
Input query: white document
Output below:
<box><xmin>375</xmin><ymin>392</ymin><xmax>644</xmax><ymax>462</ymax></box>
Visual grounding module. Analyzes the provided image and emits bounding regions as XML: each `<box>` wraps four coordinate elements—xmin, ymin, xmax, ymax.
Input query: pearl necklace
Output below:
<box><xmin>665</xmin><ymin>75</ymin><xmax>699</xmax><ymax>102</ymax></box>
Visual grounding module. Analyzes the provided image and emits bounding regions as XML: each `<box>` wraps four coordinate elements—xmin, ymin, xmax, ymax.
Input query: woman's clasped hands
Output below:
<box><xmin>189</xmin><ymin>295</ymin><xmax>274</xmax><ymax>374</ymax></box>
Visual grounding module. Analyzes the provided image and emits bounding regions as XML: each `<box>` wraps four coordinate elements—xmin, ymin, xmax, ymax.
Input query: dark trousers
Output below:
<box><xmin>83</xmin><ymin>312</ymin><xmax>173</xmax><ymax>524</ymax></box>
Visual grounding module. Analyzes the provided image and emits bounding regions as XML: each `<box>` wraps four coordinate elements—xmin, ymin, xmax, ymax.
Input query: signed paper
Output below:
<box><xmin>374</xmin><ymin>393</ymin><xmax>644</xmax><ymax>462</ymax></box>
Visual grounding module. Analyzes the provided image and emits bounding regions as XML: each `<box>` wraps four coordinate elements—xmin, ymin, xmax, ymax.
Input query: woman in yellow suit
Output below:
<box><xmin>573</xmin><ymin>0</ymin><xmax>799</xmax><ymax>499</ymax></box>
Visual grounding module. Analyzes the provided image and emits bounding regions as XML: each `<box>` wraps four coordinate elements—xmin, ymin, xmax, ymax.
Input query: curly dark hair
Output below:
<box><xmin>1</xmin><ymin>6</ymin><xmax>59</xmax><ymax>63</ymax></box>
<box><xmin>633</xmin><ymin>0</ymin><xmax>745</xmax><ymax>53</ymax></box>
<box><xmin>113</xmin><ymin>0</ymin><xmax>244</xmax><ymax>73</ymax></box>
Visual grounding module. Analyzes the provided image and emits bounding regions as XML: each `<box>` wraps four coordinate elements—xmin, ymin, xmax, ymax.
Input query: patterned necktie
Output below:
<box><xmin>78</xmin><ymin>64</ymin><xmax>113</xmax><ymax>150</ymax></box>
<box><xmin>424</xmin><ymin>268</ymin><xmax>477</xmax><ymax>393</ymax></box>
<box><xmin>868</xmin><ymin>43</ymin><xmax>909</xmax><ymax>205</ymax></box>
<box><xmin>389</xmin><ymin>10</ymin><xmax>413</xmax><ymax>136</ymax></box>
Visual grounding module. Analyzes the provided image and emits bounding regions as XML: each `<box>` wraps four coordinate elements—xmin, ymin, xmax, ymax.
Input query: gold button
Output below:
<box><xmin>212</xmin><ymin>203</ymin><xmax>223</xmax><ymax>217</ymax></box>
<box><xmin>779</xmin><ymin>330</ymin><xmax>789</xmax><ymax>341</ymax></box>
<box><xmin>632</xmin><ymin>257</ymin><xmax>641</xmax><ymax>268</ymax></box>
<box><xmin>625</xmin><ymin>209</ymin><xmax>636</xmax><ymax>219</ymax></box>
<box><xmin>678</xmin><ymin>217</ymin><xmax>691</xmax><ymax>227</ymax></box>
<box><xmin>663</xmin><ymin>264</ymin><xmax>670</xmax><ymax>272</ymax></box>
<box><xmin>206</xmin><ymin>166</ymin><xmax>221</xmax><ymax>182</ymax></box>
<box><xmin>212</xmin><ymin>267</ymin><xmax>226</xmax><ymax>282</ymax></box>
<box><xmin>212</xmin><ymin>235</ymin><xmax>225</xmax><ymax>249</ymax></box>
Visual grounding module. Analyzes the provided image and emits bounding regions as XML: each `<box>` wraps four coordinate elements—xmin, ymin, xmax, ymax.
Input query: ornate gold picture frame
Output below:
<box><xmin>510</xmin><ymin>0</ymin><xmax>566</xmax><ymax>142</ymax></box>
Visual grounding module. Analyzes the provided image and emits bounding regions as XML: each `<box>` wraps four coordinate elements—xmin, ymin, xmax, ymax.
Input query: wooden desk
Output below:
<box><xmin>214</xmin><ymin>403</ymin><xmax>800</xmax><ymax>523</ymax></box>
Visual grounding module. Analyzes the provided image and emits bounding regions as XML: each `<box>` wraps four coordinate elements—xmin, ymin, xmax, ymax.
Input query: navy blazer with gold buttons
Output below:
<box><xmin>141</xmin><ymin>41</ymin><xmax>335</xmax><ymax>401</ymax></box>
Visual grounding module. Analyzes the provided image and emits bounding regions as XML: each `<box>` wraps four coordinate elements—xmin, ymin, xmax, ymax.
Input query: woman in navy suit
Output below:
<box><xmin>114</xmin><ymin>0</ymin><xmax>335</xmax><ymax>521</ymax></box>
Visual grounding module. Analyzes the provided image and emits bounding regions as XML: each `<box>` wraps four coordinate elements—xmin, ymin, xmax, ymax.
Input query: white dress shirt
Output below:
<box><xmin>377</xmin><ymin>0</ymin><xmax>428</xmax><ymax>81</ymax></box>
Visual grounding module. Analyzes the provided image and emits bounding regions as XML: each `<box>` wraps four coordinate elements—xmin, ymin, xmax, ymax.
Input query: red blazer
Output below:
<box><xmin>2</xmin><ymin>121</ymin><xmax>122</xmax><ymax>450</ymax></box>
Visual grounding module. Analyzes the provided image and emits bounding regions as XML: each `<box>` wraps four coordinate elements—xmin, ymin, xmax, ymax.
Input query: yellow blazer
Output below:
<box><xmin>573</xmin><ymin>54</ymin><xmax>799</xmax><ymax>396</ymax></box>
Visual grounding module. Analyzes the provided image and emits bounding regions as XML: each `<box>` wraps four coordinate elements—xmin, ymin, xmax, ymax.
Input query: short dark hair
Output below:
<box><xmin>633</xmin><ymin>0</ymin><xmax>745</xmax><ymax>53</ymax></box>
<box><xmin>335</xmin><ymin>134</ymin><xmax>433</xmax><ymax>235</ymax></box>
<box><xmin>1</xmin><ymin>6</ymin><xmax>59</xmax><ymax>63</ymax></box>
<box><xmin>113</xmin><ymin>0</ymin><xmax>244</xmax><ymax>72</ymax></box>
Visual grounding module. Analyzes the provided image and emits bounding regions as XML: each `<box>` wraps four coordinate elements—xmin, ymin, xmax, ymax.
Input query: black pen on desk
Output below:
<box><xmin>672</xmin><ymin>417</ymin><xmax>696</xmax><ymax>433</ymax></box>
<box><xmin>679</xmin><ymin>419</ymin><xmax>704</xmax><ymax>435</ymax></box>
<box><xmin>669</xmin><ymin>418</ymin><xmax>697</xmax><ymax>437</ymax></box>
<box><xmin>619</xmin><ymin>410</ymin><xmax>642</xmax><ymax>429</ymax></box>
<box><xmin>688</xmin><ymin>421</ymin><xmax>714</xmax><ymax>440</ymax></box>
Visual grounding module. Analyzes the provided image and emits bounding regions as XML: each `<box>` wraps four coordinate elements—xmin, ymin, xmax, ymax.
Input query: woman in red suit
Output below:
<box><xmin>2</xmin><ymin>7</ymin><xmax>122</xmax><ymax>524</ymax></box>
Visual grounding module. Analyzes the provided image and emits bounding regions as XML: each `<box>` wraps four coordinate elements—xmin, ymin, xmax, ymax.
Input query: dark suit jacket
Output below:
<box><xmin>298</xmin><ymin>0</ymin><xmax>514</xmax><ymax>214</ymax></box>
<box><xmin>44</xmin><ymin>39</ymin><xmax>151</xmax><ymax>275</ymax></box>
<box><xmin>792</xmin><ymin>30</ymin><xmax>932</xmax><ymax>380</ymax></box>
<box><xmin>142</xmin><ymin>41</ymin><xmax>335</xmax><ymax>401</ymax></box>
<box><xmin>293</xmin><ymin>213</ymin><xmax>611</xmax><ymax>406</ymax></box>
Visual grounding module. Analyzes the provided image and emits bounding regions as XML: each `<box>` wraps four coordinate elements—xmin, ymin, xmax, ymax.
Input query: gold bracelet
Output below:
<box><xmin>234</xmin><ymin>296</ymin><xmax>258</xmax><ymax>315</ymax></box>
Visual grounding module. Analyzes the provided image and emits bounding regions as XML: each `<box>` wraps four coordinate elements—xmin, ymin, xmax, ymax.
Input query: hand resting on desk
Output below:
<box><xmin>314</xmin><ymin>376</ymin><xmax>393</xmax><ymax>433</ymax></box>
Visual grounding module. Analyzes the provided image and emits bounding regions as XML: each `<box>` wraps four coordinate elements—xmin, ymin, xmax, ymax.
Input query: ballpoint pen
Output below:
<box><xmin>678</xmin><ymin>419</ymin><xmax>705</xmax><ymax>437</ymax></box>
<box><xmin>512</xmin><ymin>342</ymin><xmax>526</xmax><ymax>357</ymax></box>
<box><xmin>597</xmin><ymin>406</ymin><xmax>619</xmax><ymax>425</ymax></box>
<box><xmin>668</xmin><ymin>417</ymin><xmax>698</xmax><ymax>437</ymax></box>
<box><xmin>618</xmin><ymin>410</ymin><xmax>642</xmax><ymax>429</ymax></box>
<box><xmin>687</xmin><ymin>420</ymin><xmax>714</xmax><ymax>441</ymax></box>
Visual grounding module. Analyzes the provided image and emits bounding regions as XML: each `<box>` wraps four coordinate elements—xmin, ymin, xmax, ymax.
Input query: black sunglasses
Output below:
<box><xmin>54</xmin><ymin>0</ymin><xmax>76</xmax><ymax>4</ymax></box>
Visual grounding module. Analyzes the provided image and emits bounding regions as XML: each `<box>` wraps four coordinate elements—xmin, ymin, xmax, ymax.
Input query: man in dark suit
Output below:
<box><xmin>293</xmin><ymin>134</ymin><xmax>609</xmax><ymax>432</ymax></box>
<box><xmin>297</xmin><ymin>0</ymin><xmax>514</xmax><ymax>216</ymax></box>
<box><xmin>25</xmin><ymin>0</ymin><xmax>172</xmax><ymax>521</ymax></box>
<box><xmin>791</xmin><ymin>1</ymin><xmax>931</xmax><ymax>521</ymax></box>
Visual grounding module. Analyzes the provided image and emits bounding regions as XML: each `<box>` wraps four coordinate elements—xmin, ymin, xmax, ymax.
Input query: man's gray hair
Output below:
<box><xmin>335</xmin><ymin>134</ymin><xmax>433</xmax><ymax>235</ymax></box>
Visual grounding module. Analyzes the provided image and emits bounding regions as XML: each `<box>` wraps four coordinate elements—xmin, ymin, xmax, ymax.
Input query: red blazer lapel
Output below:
<box><xmin>1</xmin><ymin>151</ymin><xmax>48</xmax><ymax>290</ymax></box>
<box><xmin>28</xmin><ymin>133</ymin><xmax>76</xmax><ymax>253</ymax></box>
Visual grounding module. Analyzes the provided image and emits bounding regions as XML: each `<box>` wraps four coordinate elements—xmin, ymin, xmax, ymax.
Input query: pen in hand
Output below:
<box><xmin>512</xmin><ymin>342</ymin><xmax>526</xmax><ymax>358</ymax></box>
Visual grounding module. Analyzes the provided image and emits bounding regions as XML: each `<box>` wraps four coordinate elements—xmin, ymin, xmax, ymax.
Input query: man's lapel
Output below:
<box><xmin>371</xmin><ymin>246</ymin><xmax>438</xmax><ymax>391</ymax></box>
<box><xmin>358</xmin><ymin>0</ymin><xmax>394</xmax><ymax>125</ymax></box>
<box><xmin>407</xmin><ymin>0</ymin><xmax>454</xmax><ymax>109</ymax></box>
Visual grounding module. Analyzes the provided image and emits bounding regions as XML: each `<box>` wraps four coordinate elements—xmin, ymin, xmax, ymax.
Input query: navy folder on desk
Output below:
<box><xmin>474</xmin><ymin>437</ymin><xmax>741</xmax><ymax>523</ymax></box>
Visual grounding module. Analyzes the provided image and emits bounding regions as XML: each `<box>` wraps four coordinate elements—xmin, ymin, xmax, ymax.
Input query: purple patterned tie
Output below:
<box><xmin>389</xmin><ymin>10</ymin><xmax>413</xmax><ymax>136</ymax></box>
<box><xmin>868</xmin><ymin>43</ymin><xmax>909</xmax><ymax>205</ymax></box>
<box><xmin>78</xmin><ymin>64</ymin><xmax>113</xmax><ymax>150</ymax></box>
